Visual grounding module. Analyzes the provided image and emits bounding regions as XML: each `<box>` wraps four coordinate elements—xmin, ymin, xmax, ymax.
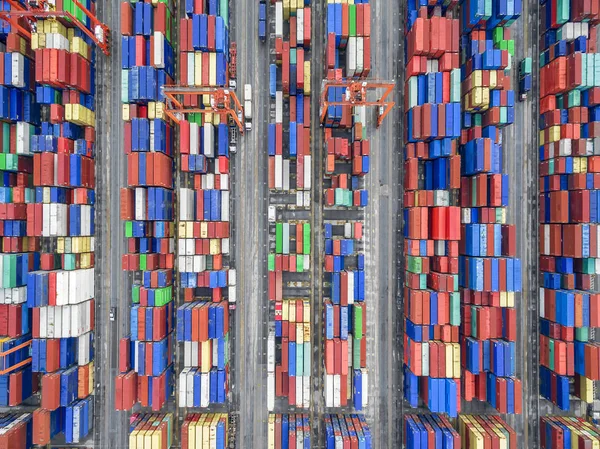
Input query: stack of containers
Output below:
<box><xmin>128</xmin><ymin>413</ymin><xmax>174</xmax><ymax>449</ymax></box>
<box><xmin>267</xmin><ymin>0</ymin><xmax>313</xmax><ymax>413</ymax></box>
<box><xmin>177</xmin><ymin>302</ymin><xmax>229</xmax><ymax>407</ymax></box>
<box><xmin>322</xmin><ymin>0</ymin><xmax>370</xmax><ymax>414</ymax></box>
<box><xmin>268</xmin><ymin>299</ymin><xmax>311</xmax><ymax>408</ymax></box>
<box><xmin>323</xmin><ymin>414</ymin><xmax>371</xmax><ymax>449</ymax></box>
<box><xmin>457</xmin><ymin>415</ymin><xmax>516</xmax><ymax>448</ymax></box>
<box><xmin>27</xmin><ymin>12</ymin><xmax>98</xmax><ymax>443</ymax></box>
<box><xmin>459</xmin><ymin>0</ymin><xmax>523</xmax><ymax>414</ymax></box>
<box><xmin>404</xmin><ymin>414</ymin><xmax>460</xmax><ymax>448</ymax></box>
<box><xmin>268</xmin><ymin>221</ymin><xmax>311</xmax><ymax>302</ymax></box>
<box><xmin>268</xmin><ymin>0</ymin><xmax>312</xmax><ymax>206</ymax></box>
<box><xmin>538</xmin><ymin>0</ymin><xmax>600</xmax><ymax>410</ymax></box>
<box><xmin>540</xmin><ymin>416</ymin><xmax>600</xmax><ymax>447</ymax></box>
<box><xmin>117</xmin><ymin>0</ymin><xmax>176</xmax><ymax>412</ymax></box>
<box><xmin>0</xmin><ymin>6</ymin><xmax>39</xmax><ymax>409</ymax></box>
<box><xmin>268</xmin><ymin>414</ymin><xmax>310</xmax><ymax>448</ymax></box>
<box><xmin>0</xmin><ymin>413</ymin><xmax>33</xmax><ymax>448</ymax></box>
<box><xmin>176</xmin><ymin>0</ymin><xmax>233</xmax><ymax>411</ymax></box>
<box><xmin>180</xmin><ymin>413</ymin><xmax>228</xmax><ymax>449</ymax></box>
<box><xmin>323</xmin><ymin>224</ymin><xmax>367</xmax><ymax>410</ymax></box>
<box><xmin>402</xmin><ymin>2</ymin><xmax>462</xmax><ymax>417</ymax></box>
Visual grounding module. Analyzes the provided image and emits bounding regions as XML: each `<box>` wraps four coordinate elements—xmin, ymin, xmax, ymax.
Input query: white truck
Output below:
<box><xmin>244</xmin><ymin>84</ymin><xmax>252</xmax><ymax>131</ymax></box>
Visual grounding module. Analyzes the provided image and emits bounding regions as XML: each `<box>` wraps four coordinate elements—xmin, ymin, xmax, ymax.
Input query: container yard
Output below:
<box><xmin>0</xmin><ymin>0</ymin><xmax>598</xmax><ymax>447</ymax></box>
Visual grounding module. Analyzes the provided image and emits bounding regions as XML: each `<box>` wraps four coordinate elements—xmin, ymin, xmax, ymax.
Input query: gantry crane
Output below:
<box><xmin>162</xmin><ymin>86</ymin><xmax>246</xmax><ymax>134</ymax></box>
<box><xmin>0</xmin><ymin>0</ymin><xmax>110</xmax><ymax>55</ymax></box>
<box><xmin>319</xmin><ymin>80</ymin><xmax>396</xmax><ymax>128</ymax></box>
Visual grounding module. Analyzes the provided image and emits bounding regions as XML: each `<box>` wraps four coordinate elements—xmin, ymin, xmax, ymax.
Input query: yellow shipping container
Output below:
<box><xmin>304</xmin><ymin>61</ymin><xmax>311</xmax><ymax>96</ymax></box>
<box><xmin>195</xmin><ymin>53</ymin><xmax>203</xmax><ymax>86</ymax></box>
<box><xmin>209</xmin><ymin>239</ymin><xmax>221</xmax><ymax>255</ymax></box>
<box><xmin>282</xmin><ymin>300</ymin><xmax>289</xmax><ymax>321</ymax></box>
<box><xmin>268</xmin><ymin>415</ymin><xmax>276</xmax><ymax>449</ymax></box>
<box><xmin>283</xmin><ymin>0</ymin><xmax>290</xmax><ymax>19</ymax></box>
<box><xmin>444</xmin><ymin>343</ymin><xmax>453</xmax><ymax>378</ymax></box>
<box><xmin>209</xmin><ymin>53</ymin><xmax>217</xmax><ymax>86</ymax></box>
<box><xmin>200</xmin><ymin>222</ymin><xmax>208</xmax><ymax>239</ymax></box>
<box><xmin>452</xmin><ymin>343</ymin><xmax>460</xmax><ymax>378</ymax></box>
<box><xmin>579</xmin><ymin>375</ymin><xmax>594</xmax><ymax>403</ymax></box>
<box><xmin>201</xmin><ymin>340</ymin><xmax>211</xmax><ymax>372</ymax></box>
<box><xmin>303</xmin><ymin>301</ymin><xmax>310</xmax><ymax>323</ymax></box>
<box><xmin>122</xmin><ymin>105</ymin><xmax>131</xmax><ymax>121</ymax></box>
<box><xmin>178</xmin><ymin>223</ymin><xmax>187</xmax><ymax>238</ymax></box>
<box><xmin>202</xmin><ymin>416</ymin><xmax>210</xmax><ymax>447</ymax></box>
<box><xmin>303</xmin><ymin>323</ymin><xmax>310</xmax><ymax>342</ymax></box>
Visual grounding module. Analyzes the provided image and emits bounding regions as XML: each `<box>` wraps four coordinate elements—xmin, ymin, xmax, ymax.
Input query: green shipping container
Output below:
<box><xmin>353</xmin><ymin>305</ymin><xmax>363</xmax><ymax>340</ymax></box>
<box><xmin>276</xmin><ymin>223</ymin><xmax>283</xmax><ymax>254</ymax></box>
<box><xmin>296</xmin><ymin>344</ymin><xmax>304</xmax><ymax>376</ymax></box>
<box><xmin>303</xmin><ymin>342</ymin><xmax>311</xmax><ymax>373</ymax></box>
<box><xmin>297</xmin><ymin>255</ymin><xmax>304</xmax><ymax>273</ymax></box>
<box><xmin>450</xmin><ymin>292</ymin><xmax>460</xmax><ymax>326</ymax></box>
<box><xmin>353</xmin><ymin>339</ymin><xmax>360</xmax><ymax>368</ymax></box>
<box><xmin>220</xmin><ymin>0</ymin><xmax>228</xmax><ymax>27</ymax></box>
<box><xmin>303</xmin><ymin>223</ymin><xmax>311</xmax><ymax>255</ymax></box>
<box><xmin>348</xmin><ymin>5</ymin><xmax>356</xmax><ymax>37</ymax></box>
<box><xmin>268</xmin><ymin>254</ymin><xmax>275</xmax><ymax>271</ymax></box>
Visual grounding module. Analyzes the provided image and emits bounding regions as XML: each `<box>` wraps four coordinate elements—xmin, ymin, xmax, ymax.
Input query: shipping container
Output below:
<box><xmin>181</xmin><ymin>413</ymin><xmax>228</xmax><ymax>449</ymax></box>
<box><xmin>268</xmin><ymin>414</ymin><xmax>310</xmax><ymax>449</ymax></box>
<box><xmin>324</xmin><ymin>414</ymin><xmax>371</xmax><ymax>449</ymax></box>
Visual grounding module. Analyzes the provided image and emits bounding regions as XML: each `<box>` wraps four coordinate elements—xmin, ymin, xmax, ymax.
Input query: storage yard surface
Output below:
<box><xmin>1</xmin><ymin>0</ymin><xmax>600</xmax><ymax>448</ymax></box>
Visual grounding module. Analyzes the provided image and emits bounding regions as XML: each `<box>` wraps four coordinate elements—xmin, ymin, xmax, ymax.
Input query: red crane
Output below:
<box><xmin>162</xmin><ymin>86</ymin><xmax>246</xmax><ymax>134</ymax></box>
<box><xmin>319</xmin><ymin>80</ymin><xmax>396</xmax><ymax>128</ymax></box>
<box><xmin>0</xmin><ymin>0</ymin><xmax>111</xmax><ymax>55</ymax></box>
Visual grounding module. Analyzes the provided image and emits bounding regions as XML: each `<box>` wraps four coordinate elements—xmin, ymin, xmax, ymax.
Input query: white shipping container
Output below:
<box><xmin>356</xmin><ymin>37</ymin><xmax>364</xmax><ymax>75</ymax></box>
<box><xmin>302</xmin><ymin>376</ymin><xmax>310</xmax><ymax>408</ymax></box>
<box><xmin>325</xmin><ymin>374</ymin><xmax>334</xmax><ymax>407</ymax></box>
<box><xmin>275</xmin><ymin>2</ymin><xmax>283</xmax><ymax>38</ymax></box>
<box><xmin>11</xmin><ymin>53</ymin><xmax>24</xmax><ymax>88</ymax></box>
<box><xmin>201</xmin><ymin>373</ymin><xmax>210</xmax><ymax>407</ymax></box>
<box><xmin>333</xmin><ymin>374</ymin><xmax>341</xmax><ymax>407</ymax></box>
<box><xmin>228</xmin><ymin>269</ymin><xmax>237</xmax><ymax>286</ymax></box>
<box><xmin>267</xmin><ymin>331</ymin><xmax>275</xmax><ymax>372</ymax></box>
<box><xmin>134</xmin><ymin>187</ymin><xmax>147</xmax><ymax>220</ymax></box>
<box><xmin>361</xmin><ymin>369</ymin><xmax>368</xmax><ymax>408</ymax></box>
<box><xmin>55</xmin><ymin>268</ymin><xmax>95</xmax><ymax>305</ymax></box>
<box><xmin>0</xmin><ymin>287</ymin><xmax>26</xmax><ymax>304</ymax></box>
<box><xmin>16</xmin><ymin>122</ymin><xmax>32</xmax><ymax>155</ymax></box>
<box><xmin>275</xmin><ymin>155</ymin><xmax>283</xmax><ymax>190</ymax></box>
<box><xmin>203</xmin><ymin>123</ymin><xmax>215</xmax><ymax>157</ymax></box>
<box><xmin>296</xmin><ymin>375</ymin><xmax>303</xmax><ymax>407</ymax></box>
<box><xmin>179</xmin><ymin>368</ymin><xmax>189</xmax><ymax>405</ymax></box>
<box><xmin>188</xmin><ymin>53</ymin><xmax>196</xmax><ymax>87</ymax></box>
<box><xmin>346</xmin><ymin>37</ymin><xmax>356</xmax><ymax>78</ymax></box>
<box><xmin>303</xmin><ymin>255</ymin><xmax>310</xmax><ymax>270</ymax></box>
<box><xmin>267</xmin><ymin>372</ymin><xmax>275</xmax><ymax>411</ymax></box>
<box><xmin>347</xmin><ymin>271</ymin><xmax>354</xmax><ymax>304</ymax></box>
<box><xmin>221</xmin><ymin>190</ymin><xmax>230</xmax><ymax>222</ymax></box>
<box><xmin>461</xmin><ymin>208</ymin><xmax>471</xmax><ymax>224</ymax></box>
<box><xmin>303</xmin><ymin>192</ymin><xmax>310</xmax><ymax>208</ymax></box>
<box><xmin>283</xmin><ymin>159</ymin><xmax>290</xmax><ymax>191</ymax></box>
<box><xmin>190</xmin><ymin>122</ymin><xmax>200</xmax><ymax>155</ymax></box>
<box><xmin>228</xmin><ymin>285</ymin><xmax>237</xmax><ymax>303</ymax></box>
<box><xmin>222</xmin><ymin>238</ymin><xmax>230</xmax><ymax>254</ymax></box>
<box><xmin>77</xmin><ymin>332</ymin><xmax>92</xmax><ymax>365</ymax></box>
<box><xmin>296</xmin><ymin>191</ymin><xmax>303</xmax><ymax>207</ymax></box>
<box><xmin>153</xmin><ymin>32</ymin><xmax>165</xmax><ymax>68</ymax></box>
<box><xmin>297</xmin><ymin>9</ymin><xmax>304</xmax><ymax>46</ymax></box>
<box><xmin>276</xmin><ymin>91</ymin><xmax>283</xmax><ymax>123</ymax></box>
<box><xmin>303</xmin><ymin>155</ymin><xmax>311</xmax><ymax>190</ymax></box>
<box><xmin>37</xmin><ymin>301</ymin><xmax>93</xmax><ymax>338</ymax></box>
<box><xmin>421</xmin><ymin>343</ymin><xmax>429</xmax><ymax>376</ymax></box>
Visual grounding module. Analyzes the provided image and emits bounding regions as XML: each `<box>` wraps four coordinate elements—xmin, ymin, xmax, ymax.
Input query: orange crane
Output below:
<box><xmin>0</xmin><ymin>0</ymin><xmax>110</xmax><ymax>55</ymax></box>
<box><xmin>319</xmin><ymin>80</ymin><xmax>396</xmax><ymax>128</ymax></box>
<box><xmin>162</xmin><ymin>86</ymin><xmax>246</xmax><ymax>134</ymax></box>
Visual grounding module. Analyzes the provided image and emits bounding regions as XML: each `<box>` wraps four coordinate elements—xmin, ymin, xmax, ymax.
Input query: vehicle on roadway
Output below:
<box><xmin>244</xmin><ymin>84</ymin><xmax>252</xmax><ymax>131</ymax></box>
<box><xmin>230</xmin><ymin>126</ymin><xmax>238</xmax><ymax>153</ymax></box>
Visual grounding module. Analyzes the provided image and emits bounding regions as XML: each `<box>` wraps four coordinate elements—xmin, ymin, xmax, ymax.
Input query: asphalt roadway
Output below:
<box><xmin>232</xmin><ymin>0</ymin><xmax>271</xmax><ymax>446</ymax></box>
<box><xmin>94</xmin><ymin>0</ymin><xmax>130</xmax><ymax>446</ymax></box>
